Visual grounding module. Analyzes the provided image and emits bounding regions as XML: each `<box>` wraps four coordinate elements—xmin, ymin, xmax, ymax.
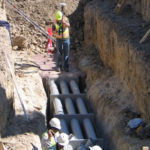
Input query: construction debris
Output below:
<box><xmin>140</xmin><ymin>28</ymin><xmax>150</xmax><ymax>44</ymax></box>
<box><xmin>127</xmin><ymin>118</ymin><xmax>144</xmax><ymax>129</ymax></box>
<box><xmin>113</xmin><ymin>0</ymin><xmax>127</xmax><ymax>14</ymax></box>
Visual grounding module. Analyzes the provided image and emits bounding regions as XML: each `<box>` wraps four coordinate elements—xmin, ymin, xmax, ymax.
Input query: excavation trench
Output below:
<box><xmin>1</xmin><ymin>0</ymin><xmax>150</xmax><ymax>150</ymax></box>
<box><xmin>43</xmin><ymin>73</ymin><xmax>104</xmax><ymax>149</ymax></box>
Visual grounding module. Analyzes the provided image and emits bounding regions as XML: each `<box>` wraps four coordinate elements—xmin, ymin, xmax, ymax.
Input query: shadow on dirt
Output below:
<box><xmin>2</xmin><ymin>111</ymin><xmax>46</xmax><ymax>138</ymax></box>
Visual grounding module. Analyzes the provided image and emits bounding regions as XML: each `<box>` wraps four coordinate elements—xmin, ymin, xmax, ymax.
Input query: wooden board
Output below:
<box><xmin>113</xmin><ymin>0</ymin><xmax>127</xmax><ymax>14</ymax></box>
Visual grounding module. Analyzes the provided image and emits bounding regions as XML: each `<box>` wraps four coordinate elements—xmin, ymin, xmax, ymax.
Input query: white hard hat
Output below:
<box><xmin>57</xmin><ymin>133</ymin><xmax>69</xmax><ymax>146</ymax></box>
<box><xmin>89</xmin><ymin>145</ymin><xmax>102</xmax><ymax>150</ymax></box>
<box><xmin>49</xmin><ymin>118</ymin><xmax>61</xmax><ymax>130</ymax></box>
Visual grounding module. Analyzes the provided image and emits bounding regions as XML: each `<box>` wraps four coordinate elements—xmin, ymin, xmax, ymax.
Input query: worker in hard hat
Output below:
<box><xmin>57</xmin><ymin>133</ymin><xmax>73</xmax><ymax>150</ymax></box>
<box><xmin>49</xmin><ymin>117</ymin><xmax>61</xmax><ymax>141</ymax></box>
<box><xmin>53</xmin><ymin>10</ymin><xmax>70</xmax><ymax>72</ymax></box>
<box><xmin>89</xmin><ymin>145</ymin><xmax>102</xmax><ymax>150</ymax></box>
<box><xmin>41</xmin><ymin>118</ymin><xmax>61</xmax><ymax>150</ymax></box>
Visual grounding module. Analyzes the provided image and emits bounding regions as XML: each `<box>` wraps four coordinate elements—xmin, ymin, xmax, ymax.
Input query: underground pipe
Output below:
<box><xmin>83</xmin><ymin>118</ymin><xmax>97</xmax><ymax>140</ymax></box>
<box><xmin>76</xmin><ymin>97</ymin><xmax>88</xmax><ymax>114</ymax></box>
<box><xmin>65</xmin><ymin>98</ymin><xmax>76</xmax><ymax>114</ymax></box>
<box><xmin>60</xmin><ymin>80</ymin><xmax>70</xmax><ymax>94</ymax></box>
<box><xmin>53</xmin><ymin>97</ymin><xmax>64</xmax><ymax>115</ymax></box>
<box><xmin>60</xmin><ymin>119</ymin><xmax>69</xmax><ymax>134</ymax></box>
<box><xmin>70</xmin><ymin>80</ymin><xmax>80</xmax><ymax>94</ymax></box>
<box><xmin>77</xmin><ymin>145</ymin><xmax>87</xmax><ymax>150</ymax></box>
<box><xmin>71</xmin><ymin>119</ymin><xmax>84</xmax><ymax>139</ymax></box>
<box><xmin>49</xmin><ymin>80</ymin><xmax>59</xmax><ymax>95</ymax></box>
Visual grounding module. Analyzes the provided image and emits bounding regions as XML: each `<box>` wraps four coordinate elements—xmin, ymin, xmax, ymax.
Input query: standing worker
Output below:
<box><xmin>41</xmin><ymin>117</ymin><xmax>61</xmax><ymax>150</ymax></box>
<box><xmin>53</xmin><ymin>7</ymin><xmax>70</xmax><ymax>72</ymax></box>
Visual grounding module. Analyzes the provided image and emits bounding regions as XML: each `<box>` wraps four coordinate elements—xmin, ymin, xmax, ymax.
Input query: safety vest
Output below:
<box><xmin>42</xmin><ymin>131</ymin><xmax>57</xmax><ymax>150</ymax></box>
<box><xmin>48</xmin><ymin>137</ymin><xmax>57</xmax><ymax>150</ymax></box>
<box><xmin>55</xmin><ymin>21</ymin><xmax>69</xmax><ymax>39</ymax></box>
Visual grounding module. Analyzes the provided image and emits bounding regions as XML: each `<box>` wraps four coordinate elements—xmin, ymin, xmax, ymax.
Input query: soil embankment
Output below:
<box><xmin>76</xmin><ymin>0</ymin><xmax>150</xmax><ymax>149</ymax></box>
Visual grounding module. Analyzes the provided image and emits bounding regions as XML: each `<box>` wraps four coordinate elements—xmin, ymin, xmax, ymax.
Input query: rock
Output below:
<box><xmin>12</xmin><ymin>36</ymin><xmax>27</xmax><ymax>49</ymax></box>
<box><xmin>30</xmin><ymin>45</ymin><xmax>36</xmax><ymax>50</ymax></box>
<box><xmin>128</xmin><ymin>118</ymin><xmax>144</xmax><ymax>129</ymax></box>
<box><xmin>13</xmin><ymin>46</ymin><xmax>18</xmax><ymax>51</ymax></box>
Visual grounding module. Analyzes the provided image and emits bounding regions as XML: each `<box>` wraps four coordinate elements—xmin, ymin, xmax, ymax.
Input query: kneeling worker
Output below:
<box><xmin>57</xmin><ymin>133</ymin><xmax>73</xmax><ymax>150</ymax></box>
<box><xmin>41</xmin><ymin>117</ymin><xmax>61</xmax><ymax>150</ymax></box>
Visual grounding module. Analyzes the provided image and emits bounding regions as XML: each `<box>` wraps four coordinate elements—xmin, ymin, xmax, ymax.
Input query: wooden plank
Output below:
<box><xmin>140</xmin><ymin>28</ymin><xmax>150</xmax><ymax>44</ymax></box>
<box><xmin>142</xmin><ymin>146</ymin><xmax>149</xmax><ymax>150</ymax></box>
<box><xmin>113</xmin><ymin>0</ymin><xmax>127</xmax><ymax>14</ymax></box>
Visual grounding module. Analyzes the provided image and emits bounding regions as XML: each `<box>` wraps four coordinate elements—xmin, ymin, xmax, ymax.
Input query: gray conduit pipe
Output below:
<box><xmin>60</xmin><ymin>119</ymin><xmax>69</xmax><ymax>134</ymax></box>
<box><xmin>76</xmin><ymin>97</ymin><xmax>88</xmax><ymax>114</ymax></box>
<box><xmin>49</xmin><ymin>80</ymin><xmax>59</xmax><ymax>95</ymax></box>
<box><xmin>83</xmin><ymin>118</ymin><xmax>97</xmax><ymax>140</ymax></box>
<box><xmin>71</xmin><ymin>119</ymin><xmax>84</xmax><ymax>139</ymax></box>
<box><xmin>65</xmin><ymin>98</ymin><xmax>76</xmax><ymax>114</ymax></box>
<box><xmin>60</xmin><ymin>80</ymin><xmax>69</xmax><ymax>94</ymax></box>
<box><xmin>53</xmin><ymin>98</ymin><xmax>64</xmax><ymax>115</ymax></box>
<box><xmin>70</xmin><ymin>80</ymin><xmax>80</xmax><ymax>94</ymax></box>
<box><xmin>77</xmin><ymin>145</ymin><xmax>87</xmax><ymax>150</ymax></box>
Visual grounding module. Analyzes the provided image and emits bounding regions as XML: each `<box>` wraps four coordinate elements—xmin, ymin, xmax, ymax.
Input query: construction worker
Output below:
<box><xmin>57</xmin><ymin>133</ymin><xmax>73</xmax><ymax>150</ymax></box>
<box><xmin>89</xmin><ymin>145</ymin><xmax>102</xmax><ymax>150</ymax></box>
<box><xmin>41</xmin><ymin>118</ymin><xmax>61</xmax><ymax>150</ymax></box>
<box><xmin>49</xmin><ymin>117</ymin><xmax>61</xmax><ymax>141</ymax></box>
<box><xmin>53</xmin><ymin>10</ymin><xmax>70</xmax><ymax>72</ymax></box>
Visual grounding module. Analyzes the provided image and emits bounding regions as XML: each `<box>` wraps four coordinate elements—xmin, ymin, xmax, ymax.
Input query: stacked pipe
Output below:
<box><xmin>53</xmin><ymin>98</ymin><xmax>64</xmax><ymax>115</ymax></box>
<box><xmin>49</xmin><ymin>80</ymin><xmax>59</xmax><ymax>95</ymax></box>
<box><xmin>76</xmin><ymin>97</ymin><xmax>88</xmax><ymax>114</ymax></box>
<box><xmin>65</xmin><ymin>98</ymin><xmax>76</xmax><ymax>114</ymax></box>
<box><xmin>49</xmin><ymin>79</ymin><xmax>98</xmax><ymax>145</ymax></box>
<box><xmin>60</xmin><ymin>80</ymin><xmax>69</xmax><ymax>94</ymax></box>
<box><xmin>71</xmin><ymin>119</ymin><xmax>84</xmax><ymax>139</ymax></box>
<box><xmin>83</xmin><ymin>118</ymin><xmax>97</xmax><ymax>140</ymax></box>
<box><xmin>70</xmin><ymin>80</ymin><xmax>80</xmax><ymax>94</ymax></box>
<box><xmin>60</xmin><ymin>119</ymin><xmax>69</xmax><ymax>134</ymax></box>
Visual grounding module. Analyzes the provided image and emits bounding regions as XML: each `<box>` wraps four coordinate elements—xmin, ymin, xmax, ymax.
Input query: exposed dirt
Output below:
<box><xmin>1</xmin><ymin>0</ymin><xmax>90</xmax><ymax>149</ymax></box>
<box><xmin>2</xmin><ymin>0</ymin><xmax>150</xmax><ymax>149</ymax></box>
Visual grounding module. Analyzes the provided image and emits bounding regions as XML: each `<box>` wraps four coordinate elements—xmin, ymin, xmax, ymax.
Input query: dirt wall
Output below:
<box><xmin>0</xmin><ymin>7</ymin><xmax>14</xmax><ymax>135</ymax></box>
<box><xmin>84</xmin><ymin>0</ymin><xmax>150</xmax><ymax>122</ymax></box>
<box><xmin>82</xmin><ymin>0</ymin><xmax>150</xmax><ymax>149</ymax></box>
<box><xmin>106</xmin><ymin>0</ymin><xmax>150</xmax><ymax>22</ymax></box>
<box><xmin>78</xmin><ymin>44</ymin><xmax>150</xmax><ymax>150</ymax></box>
<box><xmin>141</xmin><ymin>0</ymin><xmax>150</xmax><ymax>21</ymax></box>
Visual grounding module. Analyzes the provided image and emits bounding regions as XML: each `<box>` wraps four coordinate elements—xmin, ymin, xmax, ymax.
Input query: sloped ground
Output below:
<box><xmin>77</xmin><ymin>0</ymin><xmax>150</xmax><ymax>149</ymax></box>
<box><xmin>0</xmin><ymin>0</ymin><xmax>90</xmax><ymax>149</ymax></box>
<box><xmin>1</xmin><ymin>50</ymin><xmax>47</xmax><ymax>150</ymax></box>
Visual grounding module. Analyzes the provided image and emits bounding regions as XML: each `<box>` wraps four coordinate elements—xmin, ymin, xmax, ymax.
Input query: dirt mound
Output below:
<box><xmin>6</xmin><ymin>0</ymin><xmax>90</xmax><ymax>53</ymax></box>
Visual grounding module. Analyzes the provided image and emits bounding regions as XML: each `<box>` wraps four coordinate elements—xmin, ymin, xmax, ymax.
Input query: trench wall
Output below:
<box><xmin>84</xmin><ymin>0</ymin><xmax>150</xmax><ymax>121</ymax></box>
<box><xmin>82</xmin><ymin>0</ymin><xmax>150</xmax><ymax>149</ymax></box>
<box><xmin>0</xmin><ymin>4</ymin><xmax>14</xmax><ymax>135</ymax></box>
<box><xmin>107</xmin><ymin>0</ymin><xmax>150</xmax><ymax>22</ymax></box>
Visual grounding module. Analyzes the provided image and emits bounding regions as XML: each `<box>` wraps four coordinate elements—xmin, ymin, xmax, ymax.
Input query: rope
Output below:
<box><xmin>2</xmin><ymin>51</ymin><xmax>29</xmax><ymax>121</ymax></box>
<box><xmin>4</xmin><ymin>0</ymin><xmax>56</xmax><ymax>43</ymax></box>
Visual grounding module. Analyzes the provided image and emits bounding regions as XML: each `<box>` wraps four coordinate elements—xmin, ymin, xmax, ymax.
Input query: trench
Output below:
<box><xmin>42</xmin><ymin>73</ymin><xmax>105</xmax><ymax>149</ymax></box>
<box><xmin>1</xmin><ymin>0</ymin><xmax>150</xmax><ymax>150</ymax></box>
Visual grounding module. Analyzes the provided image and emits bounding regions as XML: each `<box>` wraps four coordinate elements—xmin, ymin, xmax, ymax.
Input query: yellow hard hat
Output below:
<box><xmin>55</xmin><ymin>11</ymin><xmax>63</xmax><ymax>21</ymax></box>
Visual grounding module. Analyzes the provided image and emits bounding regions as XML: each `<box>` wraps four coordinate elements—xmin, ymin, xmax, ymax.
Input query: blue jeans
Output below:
<box><xmin>56</xmin><ymin>38</ymin><xmax>70</xmax><ymax>69</ymax></box>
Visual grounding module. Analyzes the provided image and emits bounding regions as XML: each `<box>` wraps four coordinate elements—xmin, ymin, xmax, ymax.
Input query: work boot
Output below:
<box><xmin>64</xmin><ymin>67</ymin><xmax>69</xmax><ymax>72</ymax></box>
<box><xmin>57</xmin><ymin>67</ymin><xmax>63</xmax><ymax>72</ymax></box>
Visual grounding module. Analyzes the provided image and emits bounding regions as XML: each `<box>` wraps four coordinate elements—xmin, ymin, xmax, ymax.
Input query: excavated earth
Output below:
<box><xmin>0</xmin><ymin>0</ymin><xmax>91</xmax><ymax>149</ymax></box>
<box><xmin>0</xmin><ymin>0</ymin><xmax>150</xmax><ymax>150</ymax></box>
